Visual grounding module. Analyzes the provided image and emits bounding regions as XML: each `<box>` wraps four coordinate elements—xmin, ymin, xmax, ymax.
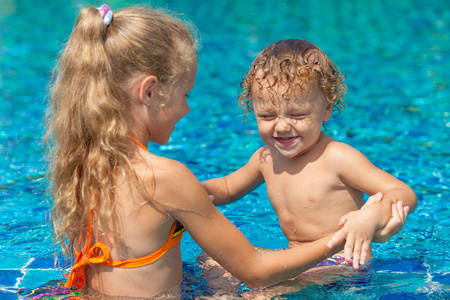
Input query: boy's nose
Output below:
<box><xmin>275</xmin><ymin>117</ymin><xmax>290</xmax><ymax>131</ymax></box>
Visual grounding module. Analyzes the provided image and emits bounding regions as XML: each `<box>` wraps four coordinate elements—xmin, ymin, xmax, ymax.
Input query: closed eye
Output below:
<box><xmin>290</xmin><ymin>114</ymin><xmax>304</xmax><ymax>118</ymax></box>
<box><xmin>257</xmin><ymin>114</ymin><xmax>276</xmax><ymax>120</ymax></box>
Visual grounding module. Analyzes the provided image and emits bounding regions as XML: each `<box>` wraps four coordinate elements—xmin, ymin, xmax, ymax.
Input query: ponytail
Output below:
<box><xmin>46</xmin><ymin>5</ymin><xmax>197</xmax><ymax>258</ymax></box>
<box><xmin>47</xmin><ymin>6</ymin><xmax>132</xmax><ymax>257</ymax></box>
<box><xmin>46</xmin><ymin>5</ymin><xmax>197</xmax><ymax>259</ymax></box>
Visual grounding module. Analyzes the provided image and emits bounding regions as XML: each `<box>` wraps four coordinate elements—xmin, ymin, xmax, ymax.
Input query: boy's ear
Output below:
<box><xmin>323</xmin><ymin>100</ymin><xmax>335</xmax><ymax>121</ymax></box>
<box><xmin>139</xmin><ymin>75</ymin><xmax>159</xmax><ymax>106</ymax></box>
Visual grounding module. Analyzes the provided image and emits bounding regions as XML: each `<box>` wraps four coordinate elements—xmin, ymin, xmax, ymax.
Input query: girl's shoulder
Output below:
<box><xmin>135</xmin><ymin>150</ymin><xmax>204</xmax><ymax>208</ymax></box>
<box><xmin>137</xmin><ymin>150</ymin><xmax>196</xmax><ymax>184</ymax></box>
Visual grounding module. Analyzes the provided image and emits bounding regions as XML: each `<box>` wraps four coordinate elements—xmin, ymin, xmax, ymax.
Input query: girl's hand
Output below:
<box><xmin>360</xmin><ymin>192</ymin><xmax>383</xmax><ymax>208</ymax></box>
<box><xmin>373</xmin><ymin>201</ymin><xmax>409</xmax><ymax>242</ymax></box>
<box><xmin>327</xmin><ymin>193</ymin><xmax>410</xmax><ymax>270</ymax></box>
<box><xmin>327</xmin><ymin>193</ymin><xmax>383</xmax><ymax>270</ymax></box>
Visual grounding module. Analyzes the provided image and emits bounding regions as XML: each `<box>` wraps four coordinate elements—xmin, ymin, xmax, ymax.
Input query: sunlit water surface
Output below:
<box><xmin>0</xmin><ymin>0</ymin><xmax>449</xmax><ymax>299</ymax></box>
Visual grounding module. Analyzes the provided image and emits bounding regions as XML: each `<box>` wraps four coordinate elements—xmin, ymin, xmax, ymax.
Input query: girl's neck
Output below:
<box><xmin>128</xmin><ymin>134</ymin><xmax>148</xmax><ymax>151</ymax></box>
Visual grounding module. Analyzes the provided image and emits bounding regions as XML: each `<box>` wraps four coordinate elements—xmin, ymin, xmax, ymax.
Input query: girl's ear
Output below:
<box><xmin>139</xmin><ymin>75</ymin><xmax>159</xmax><ymax>106</ymax></box>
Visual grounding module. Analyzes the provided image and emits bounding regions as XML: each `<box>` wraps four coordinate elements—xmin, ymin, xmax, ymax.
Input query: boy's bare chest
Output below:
<box><xmin>264</xmin><ymin>165</ymin><xmax>336</xmax><ymax>209</ymax></box>
<box><xmin>261</xmin><ymin>160</ymin><xmax>362</xmax><ymax>242</ymax></box>
<box><xmin>262</xmin><ymin>155</ymin><xmax>334</xmax><ymax>199</ymax></box>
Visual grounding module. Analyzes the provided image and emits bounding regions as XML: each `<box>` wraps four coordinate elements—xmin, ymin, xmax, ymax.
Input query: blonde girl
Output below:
<box><xmin>46</xmin><ymin>4</ymin><xmax>347</xmax><ymax>298</ymax></box>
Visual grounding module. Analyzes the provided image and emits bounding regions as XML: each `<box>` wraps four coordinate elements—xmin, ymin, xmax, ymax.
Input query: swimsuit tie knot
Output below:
<box><xmin>64</xmin><ymin>243</ymin><xmax>110</xmax><ymax>289</ymax></box>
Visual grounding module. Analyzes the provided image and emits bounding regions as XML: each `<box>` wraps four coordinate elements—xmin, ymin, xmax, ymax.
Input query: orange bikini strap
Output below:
<box><xmin>65</xmin><ymin>135</ymin><xmax>185</xmax><ymax>289</ymax></box>
<box><xmin>66</xmin><ymin>219</ymin><xmax>184</xmax><ymax>290</ymax></box>
<box><xmin>128</xmin><ymin>134</ymin><xmax>147</xmax><ymax>151</ymax></box>
<box><xmin>65</xmin><ymin>210</ymin><xmax>97</xmax><ymax>289</ymax></box>
<box><xmin>84</xmin><ymin>210</ymin><xmax>93</xmax><ymax>252</ymax></box>
<box><xmin>100</xmin><ymin>221</ymin><xmax>183</xmax><ymax>268</ymax></box>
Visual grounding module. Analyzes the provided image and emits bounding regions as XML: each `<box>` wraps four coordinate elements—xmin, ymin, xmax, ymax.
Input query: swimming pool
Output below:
<box><xmin>1</xmin><ymin>0</ymin><xmax>449</xmax><ymax>298</ymax></box>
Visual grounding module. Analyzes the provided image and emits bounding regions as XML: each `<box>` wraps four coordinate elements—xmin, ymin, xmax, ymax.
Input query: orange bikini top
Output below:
<box><xmin>64</xmin><ymin>135</ymin><xmax>185</xmax><ymax>289</ymax></box>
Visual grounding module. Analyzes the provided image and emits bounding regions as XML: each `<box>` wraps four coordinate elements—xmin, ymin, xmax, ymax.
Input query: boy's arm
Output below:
<box><xmin>325</xmin><ymin>142</ymin><xmax>417</xmax><ymax>269</ymax></box>
<box><xmin>202</xmin><ymin>148</ymin><xmax>265</xmax><ymax>205</ymax></box>
<box><xmin>372</xmin><ymin>200</ymin><xmax>410</xmax><ymax>242</ymax></box>
<box><xmin>328</xmin><ymin>194</ymin><xmax>410</xmax><ymax>265</ymax></box>
<box><xmin>358</xmin><ymin>193</ymin><xmax>410</xmax><ymax>242</ymax></box>
<box><xmin>337</xmin><ymin>193</ymin><xmax>410</xmax><ymax>242</ymax></box>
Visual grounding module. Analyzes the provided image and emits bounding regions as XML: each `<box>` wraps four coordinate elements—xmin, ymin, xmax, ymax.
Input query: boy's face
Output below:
<box><xmin>252</xmin><ymin>81</ymin><xmax>333</xmax><ymax>158</ymax></box>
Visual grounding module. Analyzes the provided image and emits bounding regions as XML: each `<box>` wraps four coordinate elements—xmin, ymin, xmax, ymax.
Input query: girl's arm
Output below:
<box><xmin>159</xmin><ymin>160</ymin><xmax>343</xmax><ymax>287</ymax></box>
<box><xmin>202</xmin><ymin>148</ymin><xmax>265</xmax><ymax>206</ymax></box>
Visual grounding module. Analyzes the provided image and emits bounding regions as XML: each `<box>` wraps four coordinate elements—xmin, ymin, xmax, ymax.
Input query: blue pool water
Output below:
<box><xmin>1</xmin><ymin>0</ymin><xmax>449</xmax><ymax>298</ymax></box>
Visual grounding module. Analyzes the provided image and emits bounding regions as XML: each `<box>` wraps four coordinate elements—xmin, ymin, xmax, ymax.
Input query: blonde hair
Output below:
<box><xmin>238</xmin><ymin>39</ymin><xmax>346</xmax><ymax>120</ymax></box>
<box><xmin>45</xmin><ymin>6</ymin><xmax>197</xmax><ymax>258</ymax></box>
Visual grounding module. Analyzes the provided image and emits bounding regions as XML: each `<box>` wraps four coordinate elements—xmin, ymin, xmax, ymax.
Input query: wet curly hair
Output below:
<box><xmin>238</xmin><ymin>39</ymin><xmax>346</xmax><ymax>120</ymax></box>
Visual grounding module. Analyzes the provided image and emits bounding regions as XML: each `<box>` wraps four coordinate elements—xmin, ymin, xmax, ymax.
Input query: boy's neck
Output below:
<box><xmin>292</xmin><ymin>132</ymin><xmax>324</xmax><ymax>158</ymax></box>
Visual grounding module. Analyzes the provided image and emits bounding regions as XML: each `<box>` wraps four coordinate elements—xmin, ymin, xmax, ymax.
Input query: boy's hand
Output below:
<box><xmin>327</xmin><ymin>193</ymin><xmax>383</xmax><ymax>270</ymax></box>
<box><xmin>373</xmin><ymin>201</ymin><xmax>409</xmax><ymax>242</ymax></box>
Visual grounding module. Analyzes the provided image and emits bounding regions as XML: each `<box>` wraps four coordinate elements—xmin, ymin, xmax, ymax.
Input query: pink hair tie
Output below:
<box><xmin>97</xmin><ymin>4</ymin><xmax>113</xmax><ymax>28</ymax></box>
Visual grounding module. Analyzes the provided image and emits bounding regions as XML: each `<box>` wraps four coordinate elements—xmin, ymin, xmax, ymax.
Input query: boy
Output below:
<box><xmin>203</xmin><ymin>39</ymin><xmax>417</xmax><ymax>270</ymax></box>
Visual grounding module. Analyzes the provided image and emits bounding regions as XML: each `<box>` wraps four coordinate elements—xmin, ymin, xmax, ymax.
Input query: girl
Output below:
<box><xmin>45</xmin><ymin>5</ymin><xmax>402</xmax><ymax>298</ymax></box>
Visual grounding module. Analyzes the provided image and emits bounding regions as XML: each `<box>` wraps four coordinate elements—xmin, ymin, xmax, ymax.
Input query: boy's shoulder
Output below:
<box><xmin>249</xmin><ymin>145</ymin><xmax>274</xmax><ymax>165</ymax></box>
<box><xmin>322</xmin><ymin>137</ymin><xmax>355</xmax><ymax>155</ymax></box>
<box><xmin>320</xmin><ymin>137</ymin><xmax>359</xmax><ymax>160</ymax></box>
<box><xmin>320</xmin><ymin>136</ymin><xmax>370</xmax><ymax>171</ymax></box>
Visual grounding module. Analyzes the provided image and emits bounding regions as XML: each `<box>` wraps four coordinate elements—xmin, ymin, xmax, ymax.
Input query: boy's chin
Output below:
<box><xmin>274</xmin><ymin>147</ymin><xmax>302</xmax><ymax>159</ymax></box>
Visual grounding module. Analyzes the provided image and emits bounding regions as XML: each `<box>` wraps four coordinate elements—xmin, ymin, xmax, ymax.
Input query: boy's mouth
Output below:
<box><xmin>274</xmin><ymin>136</ymin><xmax>298</xmax><ymax>147</ymax></box>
